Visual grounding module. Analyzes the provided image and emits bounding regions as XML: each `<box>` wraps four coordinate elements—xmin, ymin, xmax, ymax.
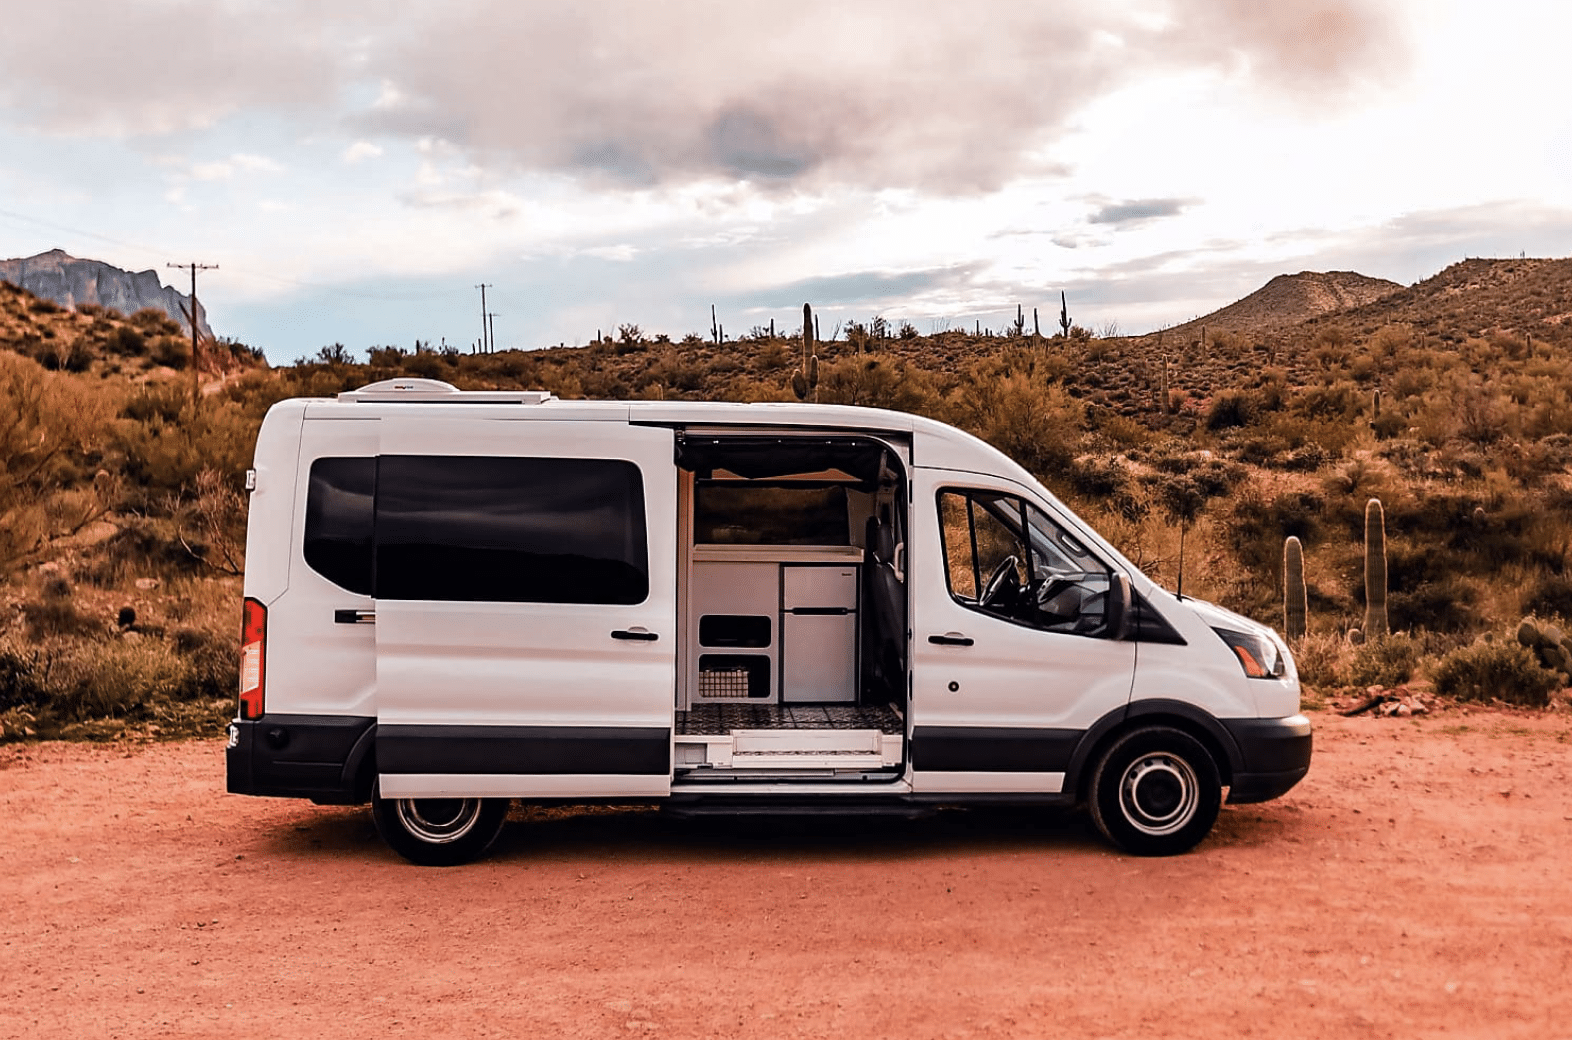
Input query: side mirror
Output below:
<box><xmin>1106</xmin><ymin>573</ymin><xmax>1133</xmax><ymax>641</ymax></box>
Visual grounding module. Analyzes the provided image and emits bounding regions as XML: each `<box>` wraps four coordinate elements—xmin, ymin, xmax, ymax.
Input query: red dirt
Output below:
<box><xmin>4</xmin><ymin>709</ymin><xmax>1571</xmax><ymax>1040</ymax></box>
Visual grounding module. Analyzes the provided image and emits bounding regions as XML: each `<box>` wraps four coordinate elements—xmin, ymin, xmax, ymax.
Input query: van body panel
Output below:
<box><xmin>1131</xmin><ymin>589</ymin><xmax>1298</xmax><ymax>721</ymax></box>
<box><xmin>266</xmin><ymin>416</ymin><xmax>379</xmax><ymax>717</ymax></box>
<box><xmin>909</xmin><ymin>466</ymin><xmax>1137</xmax><ymax>793</ymax></box>
<box><xmin>380</xmin><ymin>773</ymin><xmax>670</xmax><ymax>799</ymax></box>
<box><xmin>373</xmin><ymin>419</ymin><xmax>678</xmax><ymax>797</ymax></box>
<box><xmin>242</xmin><ymin>399</ymin><xmax>308</xmax><ymax>608</ymax></box>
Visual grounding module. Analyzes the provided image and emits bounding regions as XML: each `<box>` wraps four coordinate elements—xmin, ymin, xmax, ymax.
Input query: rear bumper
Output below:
<box><xmin>226</xmin><ymin>714</ymin><xmax>376</xmax><ymax>804</ymax></box>
<box><xmin>1222</xmin><ymin>714</ymin><xmax>1312</xmax><ymax>804</ymax></box>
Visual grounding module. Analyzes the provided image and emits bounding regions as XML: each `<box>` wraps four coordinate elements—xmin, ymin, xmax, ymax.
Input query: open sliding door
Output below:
<box><xmin>373</xmin><ymin>418</ymin><xmax>677</xmax><ymax>798</ymax></box>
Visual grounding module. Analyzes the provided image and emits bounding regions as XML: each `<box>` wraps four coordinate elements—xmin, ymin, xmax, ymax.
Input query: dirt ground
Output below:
<box><xmin>3</xmin><ymin>709</ymin><xmax>1571</xmax><ymax>1040</ymax></box>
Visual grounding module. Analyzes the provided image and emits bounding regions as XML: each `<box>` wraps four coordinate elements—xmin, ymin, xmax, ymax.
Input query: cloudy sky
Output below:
<box><xmin>1</xmin><ymin>0</ymin><xmax>1569</xmax><ymax>362</ymax></box>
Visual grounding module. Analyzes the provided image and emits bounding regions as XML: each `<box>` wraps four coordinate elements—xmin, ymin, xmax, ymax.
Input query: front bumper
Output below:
<box><xmin>227</xmin><ymin>714</ymin><xmax>376</xmax><ymax>804</ymax></box>
<box><xmin>1221</xmin><ymin>714</ymin><xmax>1312</xmax><ymax>804</ymax></box>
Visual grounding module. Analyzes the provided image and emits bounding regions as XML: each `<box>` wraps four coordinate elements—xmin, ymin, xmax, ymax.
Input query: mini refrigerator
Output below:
<box><xmin>781</xmin><ymin>565</ymin><xmax>858</xmax><ymax>703</ymax></box>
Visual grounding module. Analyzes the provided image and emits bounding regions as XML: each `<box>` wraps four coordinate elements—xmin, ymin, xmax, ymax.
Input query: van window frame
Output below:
<box><xmin>935</xmin><ymin>486</ymin><xmax>1117</xmax><ymax>639</ymax></box>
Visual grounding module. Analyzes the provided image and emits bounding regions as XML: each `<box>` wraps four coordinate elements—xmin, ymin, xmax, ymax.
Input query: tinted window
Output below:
<box><xmin>303</xmin><ymin>457</ymin><xmax>375</xmax><ymax>594</ymax></box>
<box><xmin>375</xmin><ymin>456</ymin><xmax>649</xmax><ymax>604</ymax></box>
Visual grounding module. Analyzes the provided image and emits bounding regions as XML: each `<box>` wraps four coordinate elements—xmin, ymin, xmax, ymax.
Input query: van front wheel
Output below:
<box><xmin>372</xmin><ymin>785</ymin><xmax>509</xmax><ymax>866</ymax></box>
<box><xmin>1089</xmin><ymin>726</ymin><xmax>1221</xmax><ymax>856</ymax></box>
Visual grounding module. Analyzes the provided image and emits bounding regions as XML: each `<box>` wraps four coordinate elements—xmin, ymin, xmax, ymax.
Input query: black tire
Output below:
<box><xmin>371</xmin><ymin>784</ymin><xmax>509</xmax><ymax>866</ymax></box>
<box><xmin>1088</xmin><ymin>726</ymin><xmax>1221</xmax><ymax>856</ymax></box>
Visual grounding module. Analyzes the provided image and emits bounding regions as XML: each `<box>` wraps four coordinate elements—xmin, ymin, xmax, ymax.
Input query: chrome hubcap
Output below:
<box><xmin>1119</xmin><ymin>753</ymin><xmax>1199</xmax><ymax>836</ymax></box>
<box><xmin>394</xmin><ymin>798</ymin><xmax>482</xmax><ymax>844</ymax></box>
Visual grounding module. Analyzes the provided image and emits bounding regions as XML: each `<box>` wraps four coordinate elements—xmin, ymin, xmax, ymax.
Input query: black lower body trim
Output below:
<box><xmin>1222</xmin><ymin>715</ymin><xmax>1312</xmax><ymax>804</ymax></box>
<box><xmin>377</xmin><ymin>725</ymin><xmax>671</xmax><ymax>775</ymax></box>
<box><xmin>227</xmin><ymin>714</ymin><xmax>376</xmax><ymax>802</ymax></box>
<box><xmin>911</xmin><ymin>726</ymin><xmax>1081</xmax><ymax>772</ymax></box>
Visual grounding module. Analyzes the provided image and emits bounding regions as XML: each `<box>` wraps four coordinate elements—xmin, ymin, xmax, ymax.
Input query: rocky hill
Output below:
<box><xmin>1306</xmin><ymin>257</ymin><xmax>1572</xmax><ymax>343</ymax></box>
<box><xmin>1166</xmin><ymin>271</ymin><xmax>1402</xmax><ymax>338</ymax></box>
<box><xmin>0</xmin><ymin>249</ymin><xmax>212</xmax><ymax>340</ymax></box>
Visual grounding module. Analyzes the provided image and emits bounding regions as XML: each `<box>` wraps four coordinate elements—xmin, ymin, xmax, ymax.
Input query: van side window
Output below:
<box><xmin>937</xmin><ymin>489</ymin><xmax>1116</xmax><ymax>637</ymax></box>
<box><xmin>375</xmin><ymin>456</ymin><xmax>649</xmax><ymax>604</ymax></box>
<box><xmin>303</xmin><ymin>457</ymin><xmax>375</xmax><ymax>595</ymax></box>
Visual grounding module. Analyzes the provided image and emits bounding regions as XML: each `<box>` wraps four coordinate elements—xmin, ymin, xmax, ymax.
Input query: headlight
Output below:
<box><xmin>1213</xmin><ymin>627</ymin><xmax>1287</xmax><ymax>679</ymax></box>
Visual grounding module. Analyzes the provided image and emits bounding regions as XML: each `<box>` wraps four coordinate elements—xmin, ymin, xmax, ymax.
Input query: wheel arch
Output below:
<box><xmin>1066</xmin><ymin>699</ymin><xmax>1242</xmax><ymax>802</ymax></box>
<box><xmin>343</xmin><ymin>723</ymin><xmax>378</xmax><ymax>804</ymax></box>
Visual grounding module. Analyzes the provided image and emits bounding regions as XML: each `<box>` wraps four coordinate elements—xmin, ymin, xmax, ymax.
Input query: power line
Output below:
<box><xmin>168</xmin><ymin>262</ymin><xmax>218</xmax><ymax>406</ymax></box>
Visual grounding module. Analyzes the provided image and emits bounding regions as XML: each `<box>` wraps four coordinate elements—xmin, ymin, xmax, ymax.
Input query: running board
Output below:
<box><xmin>675</xmin><ymin>728</ymin><xmax>904</xmax><ymax>772</ymax></box>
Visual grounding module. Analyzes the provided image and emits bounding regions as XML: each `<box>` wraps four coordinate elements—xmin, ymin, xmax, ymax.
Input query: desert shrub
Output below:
<box><xmin>22</xmin><ymin>584</ymin><xmax>96</xmax><ymax>638</ymax></box>
<box><xmin>108</xmin><ymin>325</ymin><xmax>148</xmax><ymax>357</ymax></box>
<box><xmin>129</xmin><ymin>309</ymin><xmax>180</xmax><ymax>336</ymax></box>
<box><xmin>151</xmin><ymin>335</ymin><xmax>190</xmax><ymax>369</ymax></box>
<box><xmin>1387</xmin><ymin>577</ymin><xmax>1481</xmax><ymax>633</ymax></box>
<box><xmin>48</xmin><ymin>639</ymin><xmax>192</xmax><ymax>720</ymax></box>
<box><xmin>1291</xmin><ymin>632</ymin><xmax>1352</xmax><ymax>689</ymax></box>
<box><xmin>948</xmin><ymin>371</ymin><xmax>1083</xmax><ymax>479</ymax></box>
<box><xmin>0</xmin><ymin>646</ymin><xmax>52</xmax><ymax>710</ymax></box>
<box><xmin>1523</xmin><ymin>573</ymin><xmax>1572</xmax><ymax>618</ymax></box>
<box><xmin>1065</xmin><ymin>455</ymin><xmax>1129</xmax><ymax>498</ymax></box>
<box><xmin>1204</xmin><ymin>389</ymin><xmax>1258</xmax><ymax>430</ymax></box>
<box><xmin>172</xmin><ymin>626</ymin><xmax>238</xmax><ymax>700</ymax></box>
<box><xmin>1345</xmin><ymin>634</ymin><xmax>1421</xmax><ymax>688</ymax></box>
<box><xmin>1432</xmin><ymin>640</ymin><xmax>1560</xmax><ymax>707</ymax></box>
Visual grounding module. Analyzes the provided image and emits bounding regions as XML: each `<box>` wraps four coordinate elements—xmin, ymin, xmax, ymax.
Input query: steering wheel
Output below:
<box><xmin>980</xmin><ymin>555</ymin><xmax>1020</xmax><ymax>609</ymax></box>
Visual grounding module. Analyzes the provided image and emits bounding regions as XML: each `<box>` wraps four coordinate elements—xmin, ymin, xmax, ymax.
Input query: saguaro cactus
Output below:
<box><xmin>1364</xmin><ymin>497</ymin><xmax>1389</xmax><ymax>639</ymax></box>
<box><xmin>1283</xmin><ymin>536</ymin><xmax>1307</xmax><ymax>641</ymax></box>
<box><xmin>1058</xmin><ymin>291</ymin><xmax>1071</xmax><ymax>338</ymax></box>
<box><xmin>792</xmin><ymin>302</ymin><xmax>819</xmax><ymax>401</ymax></box>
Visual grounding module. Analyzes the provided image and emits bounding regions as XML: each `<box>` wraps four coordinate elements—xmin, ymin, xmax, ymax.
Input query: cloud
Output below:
<box><xmin>189</xmin><ymin>153</ymin><xmax>283</xmax><ymax>181</ymax></box>
<box><xmin>752</xmin><ymin>265</ymin><xmax>977</xmax><ymax>309</ymax></box>
<box><xmin>359</xmin><ymin>0</ymin><xmax>1410</xmax><ymax>193</ymax></box>
<box><xmin>0</xmin><ymin>0</ymin><xmax>372</xmax><ymax>136</ymax></box>
<box><xmin>1088</xmin><ymin>197</ymin><xmax>1198</xmax><ymax>228</ymax></box>
<box><xmin>342</xmin><ymin>141</ymin><xmax>384</xmax><ymax>164</ymax></box>
<box><xmin>0</xmin><ymin>0</ymin><xmax>1409</xmax><ymax>193</ymax></box>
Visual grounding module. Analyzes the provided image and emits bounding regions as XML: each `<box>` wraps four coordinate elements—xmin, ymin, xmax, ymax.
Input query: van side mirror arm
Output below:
<box><xmin>1108</xmin><ymin>573</ymin><xmax>1133</xmax><ymax>641</ymax></box>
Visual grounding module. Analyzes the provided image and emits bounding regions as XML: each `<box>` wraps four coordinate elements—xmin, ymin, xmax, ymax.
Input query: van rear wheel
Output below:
<box><xmin>1089</xmin><ymin>726</ymin><xmax>1221</xmax><ymax>856</ymax></box>
<box><xmin>372</xmin><ymin>784</ymin><xmax>509</xmax><ymax>866</ymax></box>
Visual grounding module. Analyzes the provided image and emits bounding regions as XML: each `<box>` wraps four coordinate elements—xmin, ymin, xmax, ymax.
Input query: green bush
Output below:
<box><xmin>1432</xmin><ymin>640</ymin><xmax>1561</xmax><ymax>707</ymax></box>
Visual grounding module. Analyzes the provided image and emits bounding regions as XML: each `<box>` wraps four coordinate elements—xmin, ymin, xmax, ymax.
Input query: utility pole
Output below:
<box><xmin>168</xmin><ymin>261</ymin><xmax>217</xmax><ymax>406</ymax></box>
<box><xmin>475</xmin><ymin>283</ymin><xmax>493</xmax><ymax>352</ymax></box>
<box><xmin>488</xmin><ymin>312</ymin><xmax>499</xmax><ymax>354</ymax></box>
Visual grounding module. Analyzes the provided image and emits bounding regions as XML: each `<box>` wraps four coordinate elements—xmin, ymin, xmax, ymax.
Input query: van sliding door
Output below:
<box><xmin>373</xmin><ymin>419</ymin><xmax>676</xmax><ymax>798</ymax></box>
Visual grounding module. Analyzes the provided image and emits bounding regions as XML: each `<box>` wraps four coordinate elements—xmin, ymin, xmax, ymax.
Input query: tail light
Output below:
<box><xmin>240</xmin><ymin>597</ymin><xmax>266</xmax><ymax>720</ymax></box>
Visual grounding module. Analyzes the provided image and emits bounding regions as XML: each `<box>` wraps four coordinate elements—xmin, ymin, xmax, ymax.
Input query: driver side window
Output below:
<box><xmin>937</xmin><ymin>488</ymin><xmax>1115</xmax><ymax>637</ymax></box>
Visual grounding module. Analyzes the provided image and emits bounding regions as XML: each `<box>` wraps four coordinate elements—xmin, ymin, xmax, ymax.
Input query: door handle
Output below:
<box><xmin>612</xmin><ymin>628</ymin><xmax>660</xmax><ymax>641</ymax></box>
<box><xmin>334</xmin><ymin>609</ymin><xmax>376</xmax><ymax>625</ymax></box>
<box><xmin>928</xmin><ymin>632</ymin><xmax>973</xmax><ymax>647</ymax></box>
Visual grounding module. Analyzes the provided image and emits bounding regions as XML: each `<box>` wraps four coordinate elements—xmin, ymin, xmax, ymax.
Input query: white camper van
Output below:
<box><xmin>226</xmin><ymin>378</ymin><xmax>1310</xmax><ymax>865</ymax></box>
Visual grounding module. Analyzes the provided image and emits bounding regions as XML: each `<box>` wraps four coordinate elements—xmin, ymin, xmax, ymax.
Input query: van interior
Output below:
<box><xmin>671</xmin><ymin>434</ymin><xmax>908</xmax><ymax>783</ymax></box>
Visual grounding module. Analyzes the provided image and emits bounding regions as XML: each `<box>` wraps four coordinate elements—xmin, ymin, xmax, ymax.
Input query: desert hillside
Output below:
<box><xmin>1167</xmin><ymin>270</ymin><xmax>1402</xmax><ymax>336</ymax></box>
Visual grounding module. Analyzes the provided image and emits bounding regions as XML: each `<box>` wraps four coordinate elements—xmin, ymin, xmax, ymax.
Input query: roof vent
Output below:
<box><xmin>337</xmin><ymin>379</ymin><xmax>555</xmax><ymax>404</ymax></box>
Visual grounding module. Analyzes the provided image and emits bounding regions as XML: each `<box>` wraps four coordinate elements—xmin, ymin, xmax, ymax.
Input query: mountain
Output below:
<box><xmin>1167</xmin><ymin>271</ymin><xmax>1402</xmax><ymax>337</ymax></box>
<box><xmin>0</xmin><ymin>248</ymin><xmax>213</xmax><ymax>340</ymax></box>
